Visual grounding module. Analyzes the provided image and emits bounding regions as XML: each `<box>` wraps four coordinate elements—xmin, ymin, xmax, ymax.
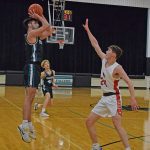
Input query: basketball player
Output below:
<box><xmin>83</xmin><ymin>18</ymin><xmax>139</xmax><ymax>150</ymax></box>
<box><xmin>34</xmin><ymin>59</ymin><xmax>57</xmax><ymax>117</ymax></box>
<box><xmin>17</xmin><ymin>10</ymin><xmax>53</xmax><ymax>143</ymax></box>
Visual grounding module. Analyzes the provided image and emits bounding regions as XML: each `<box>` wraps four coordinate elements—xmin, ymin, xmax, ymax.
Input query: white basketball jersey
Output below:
<box><xmin>100</xmin><ymin>58</ymin><xmax>120</xmax><ymax>93</ymax></box>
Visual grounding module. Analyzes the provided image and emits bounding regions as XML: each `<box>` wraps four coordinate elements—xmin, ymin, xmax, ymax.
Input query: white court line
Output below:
<box><xmin>1</xmin><ymin>97</ymin><xmax>22</xmax><ymax>111</ymax></box>
<box><xmin>0</xmin><ymin>96</ymin><xmax>83</xmax><ymax>150</ymax></box>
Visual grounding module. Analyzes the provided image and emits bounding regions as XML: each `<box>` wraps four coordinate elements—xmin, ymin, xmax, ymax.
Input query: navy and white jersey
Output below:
<box><xmin>24</xmin><ymin>64</ymin><xmax>40</xmax><ymax>88</ymax></box>
<box><xmin>24</xmin><ymin>34</ymin><xmax>43</xmax><ymax>64</ymax></box>
<box><xmin>43</xmin><ymin>70</ymin><xmax>54</xmax><ymax>87</ymax></box>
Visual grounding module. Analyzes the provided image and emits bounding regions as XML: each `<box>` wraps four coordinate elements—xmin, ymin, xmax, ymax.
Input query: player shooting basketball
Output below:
<box><xmin>17</xmin><ymin>4</ymin><xmax>53</xmax><ymax>143</ymax></box>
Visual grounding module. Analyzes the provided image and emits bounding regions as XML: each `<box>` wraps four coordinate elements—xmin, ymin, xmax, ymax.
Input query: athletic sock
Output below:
<box><xmin>28</xmin><ymin>122</ymin><xmax>32</xmax><ymax>128</ymax></box>
<box><xmin>42</xmin><ymin>108</ymin><xmax>46</xmax><ymax>113</ymax></box>
<box><xmin>22</xmin><ymin>120</ymin><xmax>28</xmax><ymax>124</ymax></box>
<box><xmin>125</xmin><ymin>147</ymin><xmax>131</xmax><ymax>150</ymax></box>
<box><xmin>22</xmin><ymin>120</ymin><xmax>29</xmax><ymax>129</ymax></box>
<box><xmin>92</xmin><ymin>143</ymin><xmax>100</xmax><ymax>150</ymax></box>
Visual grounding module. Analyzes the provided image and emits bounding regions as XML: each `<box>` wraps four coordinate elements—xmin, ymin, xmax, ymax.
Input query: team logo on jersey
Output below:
<box><xmin>100</xmin><ymin>77</ymin><xmax>107</xmax><ymax>87</ymax></box>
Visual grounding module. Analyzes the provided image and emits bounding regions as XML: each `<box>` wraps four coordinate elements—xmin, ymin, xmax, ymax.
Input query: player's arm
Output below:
<box><xmin>41</xmin><ymin>71</ymin><xmax>46</xmax><ymax>79</ymax></box>
<box><xmin>38</xmin><ymin>15</ymin><xmax>53</xmax><ymax>40</ymax></box>
<box><xmin>28</xmin><ymin>11</ymin><xmax>52</xmax><ymax>39</ymax></box>
<box><xmin>52</xmin><ymin>70</ymin><xmax>58</xmax><ymax>88</ymax></box>
<box><xmin>114</xmin><ymin>66</ymin><xmax>139</xmax><ymax>111</ymax></box>
<box><xmin>83</xmin><ymin>18</ymin><xmax>106</xmax><ymax>60</ymax></box>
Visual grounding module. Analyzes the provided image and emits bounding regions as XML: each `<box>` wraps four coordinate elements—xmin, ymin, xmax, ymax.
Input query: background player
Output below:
<box><xmin>34</xmin><ymin>59</ymin><xmax>58</xmax><ymax>117</ymax></box>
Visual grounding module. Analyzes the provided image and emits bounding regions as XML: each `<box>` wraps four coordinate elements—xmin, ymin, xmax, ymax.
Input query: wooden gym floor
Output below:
<box><xmin>0</xmin><ymin>86</ymin><xmax>150</xmax><ymax>150</ymax></box>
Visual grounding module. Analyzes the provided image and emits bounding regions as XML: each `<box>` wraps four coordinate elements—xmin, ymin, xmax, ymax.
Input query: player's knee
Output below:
<box><xmin>30</xmin><ymin>93</ymin><xmax>36</xmax><ymax>99</ymax></box>
<box><xmin>49</xmin><ymin>99</ymin><xmax>53</xmax><ymax>105</ymax></box>
<box><xmin>113</xmin><ymin>120</ymin><xmax>122</xmax><ymax>129</ymax></box>
<box><xmin>85</xmin><ymin>117</ymin><xmax>93</xmax><ymax>127</ymax></box>
<box><xmin>27</xmin><ymin>92</ymin><xmax>36</xmax><ymax>100</ymax></box>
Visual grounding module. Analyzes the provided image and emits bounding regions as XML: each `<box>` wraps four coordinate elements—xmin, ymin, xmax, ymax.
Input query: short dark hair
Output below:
<box><xmin>23</xmin><ymin>18</ymin><xmax>42</xmax><ymax>29</ymax></box>
<box><xmin>108</xmin><ymin>45</ymin><xmax>123</xmax><ymax>59</ymax></box>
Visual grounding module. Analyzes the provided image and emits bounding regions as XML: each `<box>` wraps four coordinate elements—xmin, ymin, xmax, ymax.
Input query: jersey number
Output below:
<box><xmin>100</xmin><ymin>77</ymin><xmax>107</xmax><ymax>87</ymax></box>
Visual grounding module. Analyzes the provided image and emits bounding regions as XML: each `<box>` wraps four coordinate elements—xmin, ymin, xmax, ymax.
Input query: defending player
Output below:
<box><xmin>83</xmin><ymin>18</ymin><xmax>139</xmax><ymax>150</ymax></box>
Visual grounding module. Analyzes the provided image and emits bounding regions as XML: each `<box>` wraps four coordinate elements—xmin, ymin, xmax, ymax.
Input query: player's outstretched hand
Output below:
<box><xmin>130</xmin><ymin>98</ymin><xmax>139</xmax><ymax>111</ymax></box>
<box><xmin>52</xmin><ymin>84</ymin><xmax>58</xmax><ymax>89</ymax></box>
<box><xmin>28</xmin><ymin>10</ymin><xmax>41</xmax><ymax>20</ymax></box>
<box><xmin>83</xmin><ymin>18</ymin><xmax>89</xmax><ymax>31</ymax></box>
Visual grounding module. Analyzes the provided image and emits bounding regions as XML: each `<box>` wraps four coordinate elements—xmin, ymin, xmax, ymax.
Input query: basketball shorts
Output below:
<box><xmin>42</xmin><ymin>86</ymin><xmax>53</xmax><ymax>98</ymax></box>
<box><xmin>24</xmin><ymin>64</ymin><xmax>40</xmax><ymax>89</ymax></box>
<box><xmin>92</xmin><ymin>94</ymin><xmax>122</xmax><ymax>117</ymax></box>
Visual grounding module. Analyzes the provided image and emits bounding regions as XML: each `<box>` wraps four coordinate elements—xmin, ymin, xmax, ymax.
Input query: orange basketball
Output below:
<box><xmin>28</xmin><ymin>4</ymin><xmax>43</xmax><ymax>16</ymax></box>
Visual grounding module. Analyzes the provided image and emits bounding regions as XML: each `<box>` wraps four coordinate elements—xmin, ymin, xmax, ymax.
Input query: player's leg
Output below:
<box><xmin>87</xmin><ymin>97</ymin><xmax>107</xmax><ymax>150</ymax></box>
<box><xmin>112</xmin><ymin>113</ymin><xmax>131</xmax><ymax>150</ymax></box>
<box><xmin>18</xmin><ymin>87</ymin><xmax>36</xmax><ymax>142</ymax></box>
<box><xmin>86</xmin><ymin>112</ymin><xmax>102</xmax><ymax>150</ymax></box>
<box><xmin>23</xmin><ymin>87</ymin><xmax>36</xmax><ymax>120</ymax></box>
<box><xmin>86</xmin><ymin>112</ymin><xmax>100</xmax><ymax>143</ymax></box>
<box><xmin>25</xmin><ymin>87</ymin><xmax>37</xmax><ymax>140</ymax></box>
<box><xmin>34</xmin><ymin>88</ymin><xmax>43</xmax><ymax>110</ymax></box>
<box><xmin>18</xmin><ymin>64</ymin><xmax>40</xmax><ymax>142</ymax></box>
<box><xmin>33</xmin><ymin>89</ymin><xmax>39</xmax><ymax>110</ymax></box>
<box><xmin>40</xmin><ymin>92</ymin><xmax>51</xmax><ymax>117</ymax></box>
<box><xmin>106</xmin><ymin>95</ymin><xmax>130</xmax><ymax>150</ymax></box>
<box><xmin>28</xmin><ymin>65</ymin><xmax>40</xmax><ymax>139</ymax></box>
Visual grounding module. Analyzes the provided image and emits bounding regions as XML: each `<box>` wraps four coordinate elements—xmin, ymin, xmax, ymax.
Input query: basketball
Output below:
<box><xmin>28</xmin><ymin>4</ymin><xmax>43</xmax><ymax>16</ymax></box>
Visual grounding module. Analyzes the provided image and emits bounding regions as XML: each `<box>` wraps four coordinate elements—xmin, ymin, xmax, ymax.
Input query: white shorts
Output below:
<box><xmin>92</xmin><ymin>95</ymin><xmax>122</xmax><ymax>117</ymax></box>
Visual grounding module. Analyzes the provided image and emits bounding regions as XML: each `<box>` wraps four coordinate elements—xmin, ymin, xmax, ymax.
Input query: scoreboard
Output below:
<box><xmin>63</xmin><ymin>10</ymin><xmax>72</xmax><ymax>21</ymax></box>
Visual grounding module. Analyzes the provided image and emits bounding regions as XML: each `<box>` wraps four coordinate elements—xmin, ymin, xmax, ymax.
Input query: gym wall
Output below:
<box><xmin>0</xmin><ymin>0</ymin><xmax>147</xmax><ymax>76</ymax></box>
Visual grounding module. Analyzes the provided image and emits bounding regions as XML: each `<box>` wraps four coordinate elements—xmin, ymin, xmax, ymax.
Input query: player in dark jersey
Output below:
<box><xmin>34</xmin><ymin>60</ymin><xmax>58</xmax><ymax>117</ymax></box>
<box><xmin>18</xmin><ymin>10</ymin><xmax>53</xmax><ymax>143</ymax></box>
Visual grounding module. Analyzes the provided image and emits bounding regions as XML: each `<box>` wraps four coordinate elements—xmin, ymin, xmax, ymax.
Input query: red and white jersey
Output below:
<box><xmin>100</xmin><ymin>58</ymin><xmax>120</xmax><ymax>93</ymax></box>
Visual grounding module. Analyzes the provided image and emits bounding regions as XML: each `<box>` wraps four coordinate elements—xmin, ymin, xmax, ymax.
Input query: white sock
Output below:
<box><xmin>22</xmin><ymin>120</ymin><xmax>28</xmax><ymax>128</ymax></box>
<box><xmin>125</xmin><ymin>147</ymin><xmax>131</xmax><ymax>150</ymax></box>
<box><xmin>92</xmin><ymin>143</ymin><xmax>100</xmax><ymax>149</ymax></box>
<box><xmin>22</xmin><ymin>120</ymin><xmax>28</xmax><ymax>124</ymax></box>
<box><xmin>28</xmin><ymin>122</ymin><xmax>32</xmax><ymax>128</ymax></box>
<box><xmin>42</xmin><ymin>108</ymin><xmax>46</xmax><ymax>113</ymax></box>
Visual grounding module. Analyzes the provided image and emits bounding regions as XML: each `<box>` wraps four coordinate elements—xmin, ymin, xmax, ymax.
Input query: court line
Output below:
<box><xmin>101</xmin><ymin>135</ymin><xmax>150</xmax><ymax>147</ymax></box>
<box><xmin>0</xmin><ymin>96</ymin><xmax>83</xmax><ymax>150</ymax></box>
<box><xmin>68</xmin><ymin>108</ymin><xmax>150</xmax><ymax>145</ymax></box>
<box><xmin>0</xmin><ymin>97</ymin><xmax>22</xmax><ymax>111</ymax></box>
<box><xmin>90</xmin><ymin>103</ymin><xmax>150</xmax><ymax>111</ymax></box>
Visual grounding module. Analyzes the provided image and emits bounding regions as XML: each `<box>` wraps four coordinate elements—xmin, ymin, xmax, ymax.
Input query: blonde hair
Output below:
<box><xmin>41</xmin><ymin>59</ymin><xmax>50</xmax><ymax>68</ymax></box>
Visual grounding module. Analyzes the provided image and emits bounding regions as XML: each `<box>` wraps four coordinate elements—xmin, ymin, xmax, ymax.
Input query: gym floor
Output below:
<box><xmin>0</xmin><ymin>86</ymin><xmax>149</xmax><ymax>150</ymax></box>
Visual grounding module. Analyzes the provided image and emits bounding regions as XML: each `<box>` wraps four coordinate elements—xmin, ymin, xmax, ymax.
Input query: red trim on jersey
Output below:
<box><xmin>114</xmin><ymin>80</ymin><xmax>122</xmax><ymax>116</ymax></box>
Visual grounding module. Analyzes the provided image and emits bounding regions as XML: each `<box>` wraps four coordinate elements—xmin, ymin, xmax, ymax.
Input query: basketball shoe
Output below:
<box><xmin>34</xmin><ymin>103</ymin><xmax>38</xmax><ymax>110</ymax></box>
<box><xmin>92</xmin><ymin>145</ymin><xmax>102</xmax><ymax>150</ymax></box>
<box><xmin>29</xmin><ymin>124</ymin><xmax>36</xmax><ymax>139</ymax></box>
<box><xmin>17</xmin><ymin>124</ymin><xmax>31</xmax><ymax>143</ymax></box>
<box><xmin>40</xmin><ymin>111</ymin><xmax>49</xmax><ymax>117</ymax></box>
<box><xmin>92</xmin><ymin>148</ymin><xmax>102</xmax><ymax>150</ymax></box>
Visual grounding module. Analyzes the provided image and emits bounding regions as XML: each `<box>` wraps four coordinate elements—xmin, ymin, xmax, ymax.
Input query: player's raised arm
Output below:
<box><xmin>38</xmin><ymin>15</ymin><xmax>53</xmax><ymax>39</ymax></box>
<box><xmin>83</xmin><ymin>18</ymin><xmax>106</xmax><ymax>60</ymax></box>
<box><xmin>28</xmin><ymin>11</ymin><xmax>52</xmax><ymax>39</ymax></box>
